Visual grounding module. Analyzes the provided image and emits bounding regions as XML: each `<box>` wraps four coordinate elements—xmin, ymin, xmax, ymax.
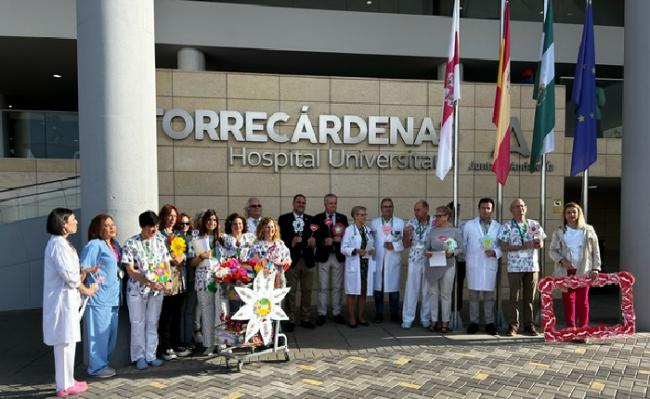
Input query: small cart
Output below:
<box><xmin>217</xmin><ymin>319</ymin><xmax>290</xmax><ymax>372</ymax></box>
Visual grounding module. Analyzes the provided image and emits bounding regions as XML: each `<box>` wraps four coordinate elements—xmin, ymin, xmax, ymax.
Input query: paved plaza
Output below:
<box><xmin>1</xmin><ymin>304</ymin><xmax>649</xmax><ymax>399</ymax></box>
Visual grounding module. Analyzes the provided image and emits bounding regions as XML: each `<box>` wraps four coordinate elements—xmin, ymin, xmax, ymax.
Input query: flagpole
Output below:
<box><xmin>540</xmin><ymin>154</ymin><xmax>546</xmax><ymax>278</ymax></box>
<box><xmin>582</xmin><ymin>169</ymin><xmax>589</xmax><ymax>221</ymax></box>
<box><xmin>496</xmin><ymin>181</ymin><xmax>503</xmax><ymax>330</ymax></box>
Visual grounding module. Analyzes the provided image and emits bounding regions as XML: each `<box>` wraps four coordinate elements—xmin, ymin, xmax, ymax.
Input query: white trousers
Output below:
<box><xmin>427</xmin><ymin>266</ymin><xmax>456</xmax><ymax>323</ymax></box>
<box><xmin>53</xmin><ymin>342</ymin><xmax>75</xmax><ymax>392</ymax></box>
<box><xmin>197</xmin><ymin>286</ymin><xmax>228</xmax><ymax>348</ymax></box>
<box><xmin>317</xmin><ymin>254</ymin><xmax>344</xmax><ymax>316</ymax></box>
<box><xmin>127</xmin><ymin>293</ymin><xmax>163</xmax><ymax>362</ymax></box>
<box><xmin>469</xmin><ymin>289</ymin><xmax>496</xmax><ymax>324</ymax></box>
<box><xmin>402</xmin><ymin>260</ymin><xmax>431</xmax><ymax>325</ymax></box>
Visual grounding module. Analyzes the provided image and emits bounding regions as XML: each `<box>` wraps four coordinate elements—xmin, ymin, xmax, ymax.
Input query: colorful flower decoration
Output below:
<box><xmin>333</xmin><ymin>223</ymin><xmax>346</xmax><ymax>237</ymax></box>
<box><xmin>480</xmin><ymin>235</ymin><xmax>496</xmax><ymax>251</ymax></box>
<box><xmin>213</xmin><ymin>257</ymin><xmax>255</xmax><ymax>285</ymax></box>
<box><xmin>309</xmin><ymin>224</ymin><xmax>319</xmax><ymax>234</ymax></box>
<box><xmin>538</xmin><ymin>272</ymin><xmax>636</xmax><ymax>342</ymax></box>
<box><xmin>444</xmin><ymin>238</ymin><xmax>458</xmax><ymax>252</ymax></box>
<box><xmin>231</xmin><ymin>271</ymin><xmax>290</xmax><ymax>345</ymax></box>
<box><xmin>528</xmin><ymin>223</ymin><xmax>540</xmax><ymax>239</ymax></box>
<box><xmin>292</xmin><ymin>218</ymin><xmax>305</xmax><ymax>235</ymax></box>
<box><xmin>382</xmin><ymin>225</ymin><xmax>392</xmax><ymax>235</ymax></box>
<box><xmin>145</xmin><ymin>261</ymin><xmax>171</xmax><ymax>283</ymax></box>
<box><xmin>170</xmin><ymin>236</ymin><xmax>187</xmax><ymax>258</ymax></box>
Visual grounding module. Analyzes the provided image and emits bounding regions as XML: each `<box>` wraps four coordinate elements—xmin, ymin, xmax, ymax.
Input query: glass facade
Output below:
<box><xmin>1</xmin><ymin>110</ymin><xmax>79</xmax><ymax>159</ymax></box>
<box><xmin>561</xmin><ymin>79</ymin><xmax>623</xmax><ymax>139</ymax></box>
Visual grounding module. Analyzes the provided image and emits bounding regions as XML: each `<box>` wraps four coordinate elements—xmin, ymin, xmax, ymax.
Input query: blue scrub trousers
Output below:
<box><xmin>84</xmin><ymin>305</ymin><xmax>119</xmax><ymax>375</ymax></box>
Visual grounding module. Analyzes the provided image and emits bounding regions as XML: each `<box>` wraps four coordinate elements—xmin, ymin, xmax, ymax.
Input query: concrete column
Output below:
<box><xmin>77</xmin><ymin>0</ymin><xmax>158</xmax><ymax>242</ymax></box>
<box><xmin>177</xmin><ymin>47</ymin><xmax>206</xmax><ymax>71</ymax></box>
<box><xmin>622</xmin><ymin>0</ymin><xmax>650</xmax><ymax>330</ymax></box>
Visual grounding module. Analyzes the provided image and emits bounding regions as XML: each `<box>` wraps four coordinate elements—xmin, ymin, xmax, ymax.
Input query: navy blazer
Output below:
<box><xmin>278</xmin><ymin>212</ymin><xmax>316</xmax><ymax>268</ymax></box>
<box><xmin>313</xmin><ymin>212</ymin><xmax>348</xmax><ymax>263</ymax></box>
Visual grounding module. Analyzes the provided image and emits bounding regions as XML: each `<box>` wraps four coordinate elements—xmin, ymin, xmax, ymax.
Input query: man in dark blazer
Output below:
<box><xmin>313</xmin><ymin>193</ymin><xmax>348</xmax><ymax>326</ymax></box>
<box><xmin>278</xmin><ymin>194</ymin><xmax>317</xmax><ymax>331</ymax></box>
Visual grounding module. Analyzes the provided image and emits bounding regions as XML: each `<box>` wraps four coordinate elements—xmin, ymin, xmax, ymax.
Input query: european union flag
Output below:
<box><xmin>570</xmin><ymin>0</ymin><xmax>597</xmax><ymax>176</ymax></box>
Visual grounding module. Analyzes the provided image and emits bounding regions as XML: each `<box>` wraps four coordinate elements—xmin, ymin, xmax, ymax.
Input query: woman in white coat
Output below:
<box><xmin>341</xmin><ymin>206</ymin><xmax>375</xmax><ymax>328</ymax></box>
<box><xmin>462</xmin><ymin>198</ymin><xmax>502</xmax><ymax>335</ymax></box>
<box><xmin>43</xmin><ymin>208</ymin><xmax>97</xmax><ymax>397</ymax></box>
<box><xmin>370</xmin><ymin>198</ymin><xmax>404</xmax><ymax>323</ymax></box>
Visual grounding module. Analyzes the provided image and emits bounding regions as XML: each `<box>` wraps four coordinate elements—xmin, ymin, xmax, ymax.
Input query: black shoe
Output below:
<box><xmin>374</xmin><ymin>314</ymin><xmax>384</xmax><ymax>323</ymax></box>
<box><xmin>359</xmin><ymin>321</ymin><xmax>369</xmax><ymax>327</ymax></box>
<box><xmin>333</xmin><ymin>314</ymin><xmax>346</xmax><ymax>324</ymax></box>
<box><xmin>300</xmin><ymin>321</ymin><xmax>316</xmax><ymax>329</ymax></box>
<box><xmin>467</xmin><ymin>322</ymin><xmax>479</xmax><ymax>334</ymax></box>
<box><xmin>524</xmin><ymin>324</ymin><xmax>539</xmax><ymax>336</ymax></box>
<box><xmin>284</xmin><ymin>321</ymin><xmax>295</xmax><ymax>332</ymax></box>
<box><xmin>505</xmin><ymin>324</ymin><xmax>518</xmax><ymax>337</ymax></box>
<box><xmin>316</xmin><ymin>315</ymin><xmax>326</xmax><ymax>326</ymax></box>
<box><xmin>485</xmin><ymin>323</ymin><xmax>498</xmax><ymax>335</ymax></box>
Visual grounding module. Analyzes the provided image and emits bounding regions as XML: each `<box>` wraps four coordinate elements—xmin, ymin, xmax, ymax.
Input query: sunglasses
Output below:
<box><xmin>249</xmin><ymin>204</ymin><xmax>262</xmax><ymax>208</ymax></box>
<box><xmin>180</xmin><ymin>222</ymin><xmax>190</xmax><ymax>226</ymax></box>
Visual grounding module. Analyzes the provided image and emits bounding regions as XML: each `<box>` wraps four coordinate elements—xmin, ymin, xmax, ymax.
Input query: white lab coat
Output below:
<box><xmin>463</xmin><ymin>217</ymin><xmax>503</xmax><ymax>292</ymax></box>
<box><xmin>43</xmin><ymin>236</ymin><xmax>81</xmax><ymax>346</ymax></box>
<box><xmin>341</xmin><ymin>225</ymin><xmax>375</xmax><ymax>296</ymax></box>
<box><xmin>370</xmin><ymin>217</ymin><xmax>404</xmax><ymax>293</ymax></box>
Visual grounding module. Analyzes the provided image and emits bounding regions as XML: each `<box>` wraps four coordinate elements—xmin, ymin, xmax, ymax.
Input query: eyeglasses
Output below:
<box><xmin>249</xmin><ymin>204</ymin><xmax>262</xmax><ymax>208</ymax></box>
<box><xmin>434</xmin><ymin>214</ymin><xmax>447</xmax><ymax>218</ymax></box>
<box><xmin>180</xmin><ymin>222</ymin><xmax>190</xmax><ymax>226</ymax></box>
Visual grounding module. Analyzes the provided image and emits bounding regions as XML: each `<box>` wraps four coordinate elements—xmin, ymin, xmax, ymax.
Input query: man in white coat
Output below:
<box><xmin>401</xmin><ymin>200</ymin><xmax>433</xmax><ymax>329</ymax></box>
<box><xmin>463</xmin><ymin>198</ymin><xmax>502</xmax><ymax>335</ymax></box>
<box><xmin>371</xmin><ymin>198</ymin><xmax>404</xmax><ymax>323</ymax></box>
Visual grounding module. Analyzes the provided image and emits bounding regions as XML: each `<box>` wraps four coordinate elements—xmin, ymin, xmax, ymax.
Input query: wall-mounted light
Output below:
<box><xmin>366</xmin><ymin>0</ymin><xmax>372</xmax><ymax>4</ymax></box>
<box><xmin>53</xmin><ymin>74</ymin><xmax>62</xmax><ymax>78</ymax></box>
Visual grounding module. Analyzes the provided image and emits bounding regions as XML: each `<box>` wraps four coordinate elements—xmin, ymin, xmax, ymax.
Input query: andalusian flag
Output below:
<box><xmin>436</xmin><ymin>0</ymin><xmax>460</xmax><ymax>181</ymax></box>
<box><xmin>491</xmin><ymin>0</ymin><xmax>511</xmax><ymax>185</ymax></box>
<box><xmin>529</xmin><ymin>0</ymin><xmax>555</xmax><ymax>172</ymax></box>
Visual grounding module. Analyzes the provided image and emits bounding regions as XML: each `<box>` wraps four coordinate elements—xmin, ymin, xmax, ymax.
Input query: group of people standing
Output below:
<box><xmin>41</xmin><ymin>194</ymin><xmax>601</xmax><ymax>397</ymax></box>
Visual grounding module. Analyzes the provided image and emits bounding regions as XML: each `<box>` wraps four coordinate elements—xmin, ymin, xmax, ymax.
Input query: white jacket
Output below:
<box><xmin>341</xmin><ymin>225</ymin><xmax>375</xmax><ymax>296</ymax></box>
<box><xmin>42</xmin><ymin>236</ymin><xmax>81</xmax><ymax>346</ymax></box>
<box><xmin>463</xmin><ymin>217</ymin><xmax>502</xmax><ymax>292</ymax></box>
<box><xmin>370</xmin><ymin>216</ymin><xmax>404</xmax><ymax>293</ymax></box>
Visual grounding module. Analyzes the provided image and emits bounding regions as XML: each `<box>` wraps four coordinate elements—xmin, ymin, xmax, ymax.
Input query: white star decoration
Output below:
<box><xmin>232</xmin><ymin>271</ymin><xmax>290</xmax><ymax>345</ymax></box>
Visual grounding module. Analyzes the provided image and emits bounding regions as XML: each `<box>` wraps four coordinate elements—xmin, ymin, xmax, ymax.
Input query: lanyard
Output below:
<box><xmin>511</xmin><ymin>219</ymin><xmax>528</xmax><ymax>243</ymax></box>
<box><xmin>480</xmin><ymin>220</ymin><xmax>490</xmax><ymax>236</ymax></box>
<box><xmin>415</xmin><ymin>216</ymin><xmax>430</xmax><ymax>241</ymax></box>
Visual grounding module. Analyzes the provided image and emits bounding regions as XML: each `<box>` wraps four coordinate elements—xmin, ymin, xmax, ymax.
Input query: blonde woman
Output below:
<box><xmin>549</xmin><ymin>202</ymin><xmax>601</xmax><ymax>329</ymax></box>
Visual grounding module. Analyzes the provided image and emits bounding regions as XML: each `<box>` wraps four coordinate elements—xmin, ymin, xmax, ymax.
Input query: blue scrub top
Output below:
<box><xmin>80</xmin><ymin>239</ymin><xmax>121</xmax><ymax>307</ymax></box>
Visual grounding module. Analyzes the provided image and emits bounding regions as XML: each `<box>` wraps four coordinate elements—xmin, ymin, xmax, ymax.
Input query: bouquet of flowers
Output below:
<box><xmin>333</xmin><ymin>222</ymin><xmax>346</xmax><ymax>237</ymax></box>
<box><xmin>213</xmin><ymin>258</ymin><xmax>255</xmax><ymax>285</ymax></box>
<box><xmin>248</xmin><ymin>256</ymin><xmax>275</xmax><ymax>275</ymax></box>
<box><xmin>444</xmin><ymin>238</ymin><xmax>458</xmax><ymax>253</ymax></box>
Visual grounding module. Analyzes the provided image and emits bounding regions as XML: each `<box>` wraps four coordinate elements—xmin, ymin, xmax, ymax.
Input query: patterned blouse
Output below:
<box><xmin>221</xmin><ymin>233</ymin><xmax>257</xmax><ymax>261</ymax></box>
<box><xmin>190</xmin><ymin>234</ymin><xmax>223</xmax><ymax>292</ymax></box>
<box><xmin>122</xmin><ymin>233</ymin><xmax>171</xmax><ymax>297</ymax></box>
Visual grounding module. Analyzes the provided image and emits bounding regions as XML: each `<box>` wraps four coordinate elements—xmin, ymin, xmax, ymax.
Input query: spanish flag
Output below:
<box><xmin>491</xmin><ymin>0</ymin><xmax>511</xmax><ymax>185</ymax></box>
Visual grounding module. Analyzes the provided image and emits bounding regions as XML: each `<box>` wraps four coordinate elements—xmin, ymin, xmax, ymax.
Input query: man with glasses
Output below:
<box><xmin>246</xmin><ymin>197</ymin><xmax>263</xmax><ymax>234</ymax></box>
<box><xmin>401</xmin><ymin>200</ymin><xmax>432</xmax><ymax>329</ymax></box>
<box><xmin>370</xmin><ymin>198</ymin><xmax>404</xmax><ymax>323</ymax></box>
<box><xmin>498</xmin><ymin>198</ymin><xmax>546</xmax><ymax>336</ymax></box>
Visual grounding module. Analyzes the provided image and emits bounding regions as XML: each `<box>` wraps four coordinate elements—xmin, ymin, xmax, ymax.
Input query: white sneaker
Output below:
<box><xmin>175</xmin><ymin>347</ymin><xmax>192</xmax><ymax>357</ymax></box>
<box><xmin>162</xmin><ymin>349</ymin><xmax>177</xmax><ymax>361</ymax></box>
